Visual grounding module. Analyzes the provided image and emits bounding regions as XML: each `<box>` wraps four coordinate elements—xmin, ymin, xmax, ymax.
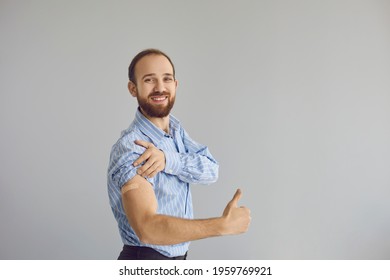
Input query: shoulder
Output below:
<box><xmin>110</xmin><ymin>125</ymin><xmax>145</xmax><ymax>158</ymax></box>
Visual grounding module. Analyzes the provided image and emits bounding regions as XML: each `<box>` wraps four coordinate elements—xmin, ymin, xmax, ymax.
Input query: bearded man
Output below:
<box><xmin>107</xmin><ymin>49</ymin><xmax>251</xmax><ymax>260</ymax></box>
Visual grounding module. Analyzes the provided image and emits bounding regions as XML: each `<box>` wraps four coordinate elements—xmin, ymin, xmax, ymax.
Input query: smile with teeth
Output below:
<box><xmin>150</xmin><ymin>96</ymin><xmax>168</xmax><ymax>102</ymax></box>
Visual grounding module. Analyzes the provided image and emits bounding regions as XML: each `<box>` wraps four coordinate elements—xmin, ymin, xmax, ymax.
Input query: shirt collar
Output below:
<box><xmin>134</xmin><ymin>108</ymin><xmax>180</xmax><ymax>145</ymax></box>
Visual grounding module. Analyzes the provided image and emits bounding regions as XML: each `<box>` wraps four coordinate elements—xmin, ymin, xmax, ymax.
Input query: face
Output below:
<box><xmin>129</xmin><ymin>54</ymin><xmax>178</xmax><ymax>118</ymax></box>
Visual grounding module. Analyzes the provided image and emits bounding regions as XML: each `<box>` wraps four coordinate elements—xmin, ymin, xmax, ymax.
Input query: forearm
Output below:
<box><xmin>164</xmin><ymin>151</ymin><xmax>219</xmax><ymax>184</ymax></box>
<box><xmin>138</xmin><ymin>214</ymin><xmax>225</xmax><ymax>245</ymax></box>
<box><xmin>133</xmin><ymin>140</ymin><xmax>218</xmax><ymax>183</ymax></box>
<box><xmin>121</xmin><ymin>176</ymin><xmax>250</xmax><ymax>247</ymax></box>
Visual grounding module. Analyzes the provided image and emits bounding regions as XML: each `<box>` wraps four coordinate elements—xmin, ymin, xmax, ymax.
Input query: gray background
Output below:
<box><xmin>1</xmin><ymin>0</ymin><xmax>389</xmax><ymax>259</ymax></box>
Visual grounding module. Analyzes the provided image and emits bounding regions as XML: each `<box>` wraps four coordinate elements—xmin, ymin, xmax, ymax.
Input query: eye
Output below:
<box><xmin>144</xmin><ymin>78</ymin><xmax>154</xmax><ymax>83</ymax></box>
<box><xmin>164</xmin><ymin>77</ymin><xmax>174</xmax><ymax>82</ymax></box>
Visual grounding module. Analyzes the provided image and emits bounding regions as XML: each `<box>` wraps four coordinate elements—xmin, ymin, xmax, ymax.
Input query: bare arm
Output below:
<box><xmin>122</xmin><ymin>175</ymin><xmax>250</xmax><ymax>245</ymax></box>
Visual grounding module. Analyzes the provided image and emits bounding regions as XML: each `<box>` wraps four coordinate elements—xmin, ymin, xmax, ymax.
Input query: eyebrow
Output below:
<box><xmin>141</xmin><ymin>73</ymin><xmax>174</xmax><ymax>80</ymax></box>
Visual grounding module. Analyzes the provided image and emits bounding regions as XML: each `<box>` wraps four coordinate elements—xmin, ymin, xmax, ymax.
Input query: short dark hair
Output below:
<box><xmin>128</xmin><ymin>48</ymin><xmax>176</xmax><ymax>83</ymax></box>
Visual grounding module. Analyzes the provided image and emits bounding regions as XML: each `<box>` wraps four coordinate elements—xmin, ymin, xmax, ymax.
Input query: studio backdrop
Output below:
<box><xmin>1</xmin><ymin>0</ymin><xmax>390</xmax><ymax>259</ymax></box>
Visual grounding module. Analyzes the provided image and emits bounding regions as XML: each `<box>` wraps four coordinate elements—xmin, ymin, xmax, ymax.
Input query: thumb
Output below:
<box><xmin>230</xmin><ymin>188</ymin><xmax>242</xmax><ymax>207</ymax></box>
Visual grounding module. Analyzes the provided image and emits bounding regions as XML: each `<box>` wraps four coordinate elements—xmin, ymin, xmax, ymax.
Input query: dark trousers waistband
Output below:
<box><xmin>118</xmin><ymin>245</ymin><xmax>187</xmax><ymax>260</ymax></box>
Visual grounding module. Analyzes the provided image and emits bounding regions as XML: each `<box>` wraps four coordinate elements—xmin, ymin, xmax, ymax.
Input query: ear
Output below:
<box><xmin>175</xmin><ymin>79</ymin><xmax>178</xmax><ymax>89</ymax></box>
<box><xmin>128</xmin><ymin>81</ymin><xmax>137</xmax><ymax>97</ymax></box>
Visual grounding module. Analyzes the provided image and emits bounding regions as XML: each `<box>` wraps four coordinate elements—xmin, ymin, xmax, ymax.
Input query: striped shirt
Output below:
<box><xmin>107</xmin><ymin>109</ymin><xmax>219</xmax><ymax>257</ymax></box>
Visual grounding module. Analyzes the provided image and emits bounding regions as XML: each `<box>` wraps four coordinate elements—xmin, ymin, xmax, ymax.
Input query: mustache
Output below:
<box><xmin>148</xmin><ymin>91</ymin><xmax>170</xmax><ymax>98</ymax></box>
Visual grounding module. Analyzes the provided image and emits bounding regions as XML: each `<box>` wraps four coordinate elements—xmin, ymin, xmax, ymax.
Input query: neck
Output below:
<box><xmin>140</xmin><ymin>108</ymin><xmax>170</xmax><ymax>134</ymax></box>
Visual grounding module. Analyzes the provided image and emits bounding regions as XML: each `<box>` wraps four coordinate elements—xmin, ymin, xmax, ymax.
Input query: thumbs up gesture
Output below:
<box><xmin>222</xmin><ymin>189</ymin><xmax>251</xmax><ymax>235</ymax></box>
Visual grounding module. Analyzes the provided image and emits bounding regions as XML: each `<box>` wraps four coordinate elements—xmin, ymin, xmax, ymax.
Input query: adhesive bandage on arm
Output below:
<box><xmin>121</xmin><ymin>183</ymin><xmax>139</xmax><ymax>195</ymax></box>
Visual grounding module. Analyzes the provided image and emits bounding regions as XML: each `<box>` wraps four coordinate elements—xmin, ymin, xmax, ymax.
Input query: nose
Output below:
<box><xmin>154</xmin><ymin>79</ymin><xmax>165</xmax><ymax>93</ymax></box>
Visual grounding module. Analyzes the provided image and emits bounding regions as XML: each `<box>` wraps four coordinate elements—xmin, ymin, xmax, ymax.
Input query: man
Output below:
<box><xmin>107</xmin><ymin>49</ymin><xmax>251</xmax><ymax>260</ymax></box>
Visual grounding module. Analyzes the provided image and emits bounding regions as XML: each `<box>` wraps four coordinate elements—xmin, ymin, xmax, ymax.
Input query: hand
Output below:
<box><xmin>222</xmin><ymin>189</ymin><xmax>251</xmax><ymax>235</ymax></box>
<box><xmin>133</xmin><ymin>140</ymin><xmax>166</xmax><ymax>178</ymax></box>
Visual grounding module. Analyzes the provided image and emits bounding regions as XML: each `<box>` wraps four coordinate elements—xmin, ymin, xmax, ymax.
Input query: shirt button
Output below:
<box><xmin>169</xmin><ymin>169</ymin><xmax>173</xmax><ymax>173</ymax></box>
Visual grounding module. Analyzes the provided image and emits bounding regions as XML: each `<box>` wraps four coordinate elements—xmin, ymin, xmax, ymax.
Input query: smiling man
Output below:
<box><xmin>107</xmin><ymin>49</ymin><xmax>251</xmax><ymax>260</ymax></box>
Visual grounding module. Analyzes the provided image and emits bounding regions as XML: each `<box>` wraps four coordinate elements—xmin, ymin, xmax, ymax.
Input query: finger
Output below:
<box><xmin>140</xmin><ymin>162</ymin><xmax>160</xmax><ymax>178</ymax></box>
<box><xmin>133</xmin><ymin>150</ymin><xmax>151</xmax><ymax>167</ymax></box>
<box><xmin>147</xmin><ymin>168</ymin><xmax>159</xmax><ymax>178</ymax></box>
<box><xmin>137</xmin><ymin>158</ymin><xmax>154</xmax><ymax>175</ymax></box>
<box><xmin>134</xmin><ymin>140</ymin><xmax>153</xmax><ymax>148</ymax></box>
<box><xmin>230</xmin><ymin>188</ymin><xmax>242</xmax><ymax>207</ymax></box>
<box><xmin>148</xmin><ymin>162</ymin><xmax>164</xmax><ymax>177</ymax></box>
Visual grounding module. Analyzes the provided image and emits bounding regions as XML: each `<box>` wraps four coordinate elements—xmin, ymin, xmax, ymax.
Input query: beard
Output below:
<box><xmin>137</xmin><ymin>92</ymin><xmax>175</xmax><ymax>118</ymax></box>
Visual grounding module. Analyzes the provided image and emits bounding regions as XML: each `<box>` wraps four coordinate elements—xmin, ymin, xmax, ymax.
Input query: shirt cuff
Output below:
<box><xmin>163</xmin><ymin>150</ymin><xmax>182</xmax><ymax>175</ymax></box>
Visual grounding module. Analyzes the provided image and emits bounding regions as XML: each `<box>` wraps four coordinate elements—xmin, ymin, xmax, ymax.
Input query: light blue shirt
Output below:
<box><xmin>107</xmin><ymin>109</ymin><xmax>219</xmax><ymax>257</ymax></box>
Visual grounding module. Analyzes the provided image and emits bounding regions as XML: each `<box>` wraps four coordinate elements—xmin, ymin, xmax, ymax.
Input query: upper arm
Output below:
<box><xmin>121</xmin><ymin>175</ymin><xmax>157</xmax><ymax>239</ymax></box>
